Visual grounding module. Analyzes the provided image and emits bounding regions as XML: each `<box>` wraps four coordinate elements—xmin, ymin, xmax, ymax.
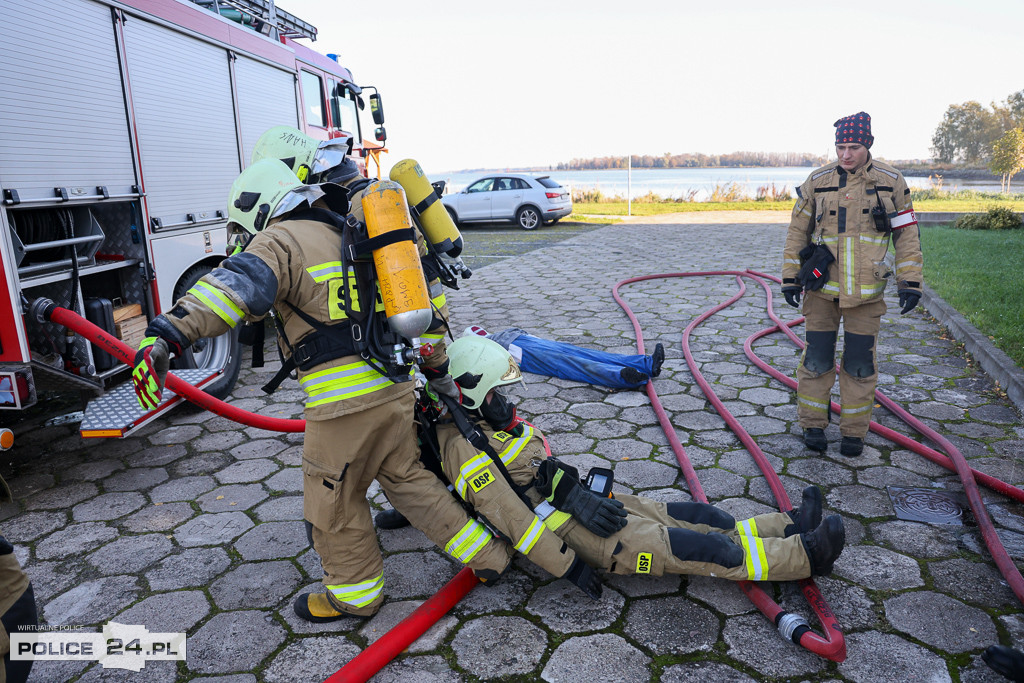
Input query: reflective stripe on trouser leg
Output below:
<box><xmin>736</xmin><ymin>519</ymin><xmax>769</xmax><ymax>580</ymax></box>
<box><xmin>739</xmin><ymin>511</ymin><xmax>800</xmax><ymax>540</ymax></box>
<box><xmin>838</xmin><ymin>298</ymin><xmax>884</xmax><ymax>438</ymax></box>
<box><xmin>327</xmin><ymin>572</ymin><xmax>384</xmax><ymax>609</ymax></box>
<box><xmin>797</xmin><ymin>295</ymin><xmax>841</xmax><ymax>430</ymax></box>
<box><xmin>444</xmin><ymin>518</ymin><xmax>493</xmax><ymax>563</ymax></box>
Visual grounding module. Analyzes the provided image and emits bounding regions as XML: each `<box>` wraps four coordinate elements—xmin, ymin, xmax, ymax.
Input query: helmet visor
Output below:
<box><xmin>312</xmin><ymin>138</ymin><xmax>354</xmax><ymax>176</ymax></box>
<box><xmin>271</xmin><ymin>185</ymin><xmax>326</xmax><ymax>219</ymax></box>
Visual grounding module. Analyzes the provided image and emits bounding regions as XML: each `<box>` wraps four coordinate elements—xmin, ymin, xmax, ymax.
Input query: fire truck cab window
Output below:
<box><xmin>330</xmin><ymin>81</ymin><xmax>361</xmax><ymax>142</ymax></box>
<box><xmin>301</xmin><ymin>71</ymin><xmax>327</xmax><ymax>128</ymax></box>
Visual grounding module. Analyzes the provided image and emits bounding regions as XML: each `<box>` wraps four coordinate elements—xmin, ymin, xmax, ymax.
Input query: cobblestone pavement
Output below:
<box><xmin>3</xmin><ymin>217</ymin><xmax>1024</xmax><ymax>682</ymax></box>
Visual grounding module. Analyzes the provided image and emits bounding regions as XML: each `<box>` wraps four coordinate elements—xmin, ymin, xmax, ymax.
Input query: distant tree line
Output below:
<box><xmin>557</xmin><ymin>151</ymin><xmax>827</xmax><ymax>170</ymax></box>
<box><xmin>931</xmin><ymin>89</ymin><xmax>1024</xmax><ymax>165</ymax></box>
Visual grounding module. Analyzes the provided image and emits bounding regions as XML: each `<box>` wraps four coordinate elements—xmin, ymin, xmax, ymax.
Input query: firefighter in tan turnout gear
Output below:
<box><xmin>416</xmin><ymin>336</ymin><xmax>845</xmax><ymax>589</ymax></box>
<box><xmin>781</xmin><ymin>112</ymin><xmax>924</xmax><ymax>457</ymax></box>
<box><xmin>131</xmin><ymin>159</ymin><xmax>511</xmax><ymax>622</ymax></box>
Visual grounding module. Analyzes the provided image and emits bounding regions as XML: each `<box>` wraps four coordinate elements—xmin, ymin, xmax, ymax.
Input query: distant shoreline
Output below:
<box><xmin>445</xmin><ymin>165</ymin><xmax>1019</xmax><ymax>180</ymax></box>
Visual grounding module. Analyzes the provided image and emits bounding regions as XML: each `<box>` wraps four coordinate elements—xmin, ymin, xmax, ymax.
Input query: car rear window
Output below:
<box><xmin>536</xmin><ymin>177</ymin><xmax>561</xmax><ymax>188</ymax></box>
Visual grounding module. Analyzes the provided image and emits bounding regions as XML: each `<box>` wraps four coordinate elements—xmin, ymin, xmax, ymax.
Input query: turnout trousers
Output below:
<box><xmin>561</xmin><ymin>495</ymin><xmax>812</xmax><ymax>582</ymax></box>
<box><xmin>797</xmin><ymin>295</ymin><xmax>885</xmax><ymax>439</ymax></box>
<box><xmin>302</xmin><ymin>393</ymin><xmax>512</xmax><ymax>616</ymax></box>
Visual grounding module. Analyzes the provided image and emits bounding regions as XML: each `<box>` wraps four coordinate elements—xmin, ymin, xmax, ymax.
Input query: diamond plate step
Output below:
<box><xmin>80</xmin><ymin>369</ymin><xmax>219</xmax><ymax>438</ymax></box>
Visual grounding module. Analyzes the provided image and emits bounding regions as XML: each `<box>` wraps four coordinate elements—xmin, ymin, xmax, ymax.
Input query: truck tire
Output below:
<box><xmin>171</xmin><ymin>264</ymin><xmax>242</xmax><ymax>400</ymax></box>
<box><xmin>516</xmin><ymin>206</ymin><xmax>540</xmax><ymax>230</ymax></box>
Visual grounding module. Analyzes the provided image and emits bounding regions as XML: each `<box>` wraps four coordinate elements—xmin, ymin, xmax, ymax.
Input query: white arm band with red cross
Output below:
<box><xmin>891</xmin><ymin>209</ymin><xmax>918</xmax><ymax>230</ymax></box>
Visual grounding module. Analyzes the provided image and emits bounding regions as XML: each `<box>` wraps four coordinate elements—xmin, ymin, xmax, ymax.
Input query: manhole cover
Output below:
<box><xmin>888</xmin><ymin>487</ymin><xmax>965</xmax><ymax>526</ymax></box>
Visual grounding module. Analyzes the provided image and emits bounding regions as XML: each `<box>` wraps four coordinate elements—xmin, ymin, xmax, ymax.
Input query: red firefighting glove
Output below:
<box><xmin>132</xmin><ymin>337</ymin><xmax>170</xmax><ymax>410</ymax></box>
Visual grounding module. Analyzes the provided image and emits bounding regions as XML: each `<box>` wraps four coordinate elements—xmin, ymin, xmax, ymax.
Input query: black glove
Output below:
<box><xmin>782</xmin><ymin>286</ymin><xmax>802</xmax><ymax>309</ymax></box>
<box><xmin>562</xmin><ymin>557</ymin><xmax>602</xmax><ymax>600</ymax></box>
<box><xmin>421</xmin><ymin>363</ymin><xmax>460</xmax><ymax>399</ymax></box>
<box><xmin>535</xmin><ymin>460</ymin><xmax>627</xmax><ymax>538</ymax></box>
<box><xmin>898</xmin><ymin>290</ymin><xmax>920</xmax><ymax>315</ymax></box>
<box><xmin>983</xmin><ymin>645</ymin><xmax>1024</xmax><ymax>682</ymax></box>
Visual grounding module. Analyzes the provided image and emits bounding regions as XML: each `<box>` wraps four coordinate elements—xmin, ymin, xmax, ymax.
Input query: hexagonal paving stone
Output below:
<box><xmin>25</xmin><ymin>482</ymin><xmax>98</xmax><ymax>511</ymax></box>
<box><xmin>209</xmin><ymin>560</ymin><xmax>302</xmax><ymax>610</ymax></box>
<box><xmin>541</xmin><ymin>633</ymin><xmax>650</xmax><ymax>683</ymax></box>
<box><xmin>452</xmin><ymin>616</ymin><xmax>546</xmax><ymax>679</ymax></box>
<box><xmin>234</xmin><ymin>521</ymin><xmax>308</xmax><ymax>561</ymax></box>
<box><xmin>197</xmin><ymin>484</ymin><xmax>268</xmax><ymax>512</ymax></box>
<box><xmin>613</xmin><ymin>459</ymin><xmax>679</xmax><ymax>489</ymax></box>
<box><xmin>625</xmin><ymin>596</ymin><xmax>718</xmax><ymax>655</ymax></box>
<box><xmin>72</xmin><ymin>492</ymin><xmax>147</xmax><ymax>522</ymax></box>
<box><xmin>264</xmin><ymin>467</ymin><xmax>301</xmax><ymax>493</ymax></box>
<box><xmin>722</xmin><ymin>613</ymin><xmax>825</xmax><ymax>679</ymax></box>
<box><xmin>214</xmin><ymin>459</ymin><xmax>280</xmax><ymax>484</ymax></box>
<box><xmin>253</xmin><ymin>495</ymin><xmax>303</xmax><ymax>522</ymax></box>
<box><xmin>262</xmin><ymin>636</ymin><xmax>361</xmax><ymax>683</ymax></box>
<box><xmin>35</xmin><ymin>522</ymin><xmax>119</xmax><ymax>560</ymax></box>
<box><xmin>43</xmin><ymin>575</ymin><xmax>140</xmax><ymax>626</ymax></box>
<box><xmin>115</xmin><ymin>590</ymin><xmax>210</xmax><ymax>634</ymax></box>
<box><xmin>828</xmin><ymin>484</ymin><xmax>894</xmax><ymax>518</ymax></box>
<box><xmin>928</xmin><ymin>558</ymin><xmax>1018</xmax><ymax>608</ymax></box>
<box><xmin>103</xmin><ymin>467</ymin><xmax>169</xmax><ymax>491</ymax></box>
<box><xmin>360</xmin><ymin>600</ymin><xmax>457</xmax><ymax>652</ymax></box>
<box><xmin>149</xmin><ymin>476</ymin><xmax>217</xmax><ymax>503</ymax></box>
<box><xmin>833</xmin><ymin>545</ymin><xmax>924</xmax><ymax>591</ymax></box>
<box><xmin>187</xmin><ymin>611</ymin><xmax>286</xmax><ymax>675</ymax></box>
<box><xmin>174</xmin><ymin>512</ymin><xmax>254</xmax><ymax>547</ymax></box>
<box><xmin>86</xmin><ymin>533</ymin><xmax>173</xmax><ymax>575</ymax></box>
<box><xmin>148</xmin><ymin>424</ymin><xmax>203</xmax><ymax>445</ymax></box>
<box><xmin>661</xmin><ymin>662</ymin><xmax>756</xmax><ymax>682</ymax></box>
<box><xmin>120</xmin><ymin>502</ymin><xmax>195</xmax><ymax>533</ymax></box>
<box><xmin>372</xmin><ymin>655</ymin><xmax>463</xmax><ymax>683</ymax></box>
<box><xmin>526</xmin><ymin>581</ymin><xmax>624</xmax><ymax>632</ymax></box>
<box><xmin>885</xmin><ymin>591</ymin><xmax>997</xmax><ymax>653</ymax></box>
<box><xmin>838</xmin><ymin>630</ymin><xmax>952</xmax><ymax>682</ymax></box>
<box><xmin>145</xmin><ymin>547</ymin><xmax>232</xmax><ymax>591</ymax></box>
<box><xmin>231</xmin><ymin>438</ymin><xmax>289</xmax><ymax>461</ymax></box>
<box><xmin>1</xmin><ymin>511</ymin><xmax>66</xmax><ymax>543</ymax></box>
<box><xmin>383</xmin><ymin>552</ymin><xmax>458</xmax><ymax>599</ymax></box>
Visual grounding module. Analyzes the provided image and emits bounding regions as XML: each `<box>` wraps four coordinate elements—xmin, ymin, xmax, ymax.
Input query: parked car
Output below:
<box><xmin>441</xmin><ymin>174</ymin><xmax>572</xmax><ymax>230</ymax></box>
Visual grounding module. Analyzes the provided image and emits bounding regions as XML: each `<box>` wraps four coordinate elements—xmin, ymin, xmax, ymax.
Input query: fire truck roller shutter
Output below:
<box><xmin>121</xmin><ymin>15</ymin><xmax>240</xmax><ymax>231</ymax></box>
<box><xmin>234</xmin><ymin>55</ymin><xmax>302</xmax><ymax>168</ymax></box>
<box><xmin>0</xmin><ymin>0</ymin><xmax>136</xmax><ymax>203</ymax></box>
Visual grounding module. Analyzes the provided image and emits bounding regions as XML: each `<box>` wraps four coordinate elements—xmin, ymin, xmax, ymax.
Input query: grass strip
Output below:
<box><xmin>920</xmin><ymin>226</ymin><xmax>1024</xmax><ymax>368</ymax></box>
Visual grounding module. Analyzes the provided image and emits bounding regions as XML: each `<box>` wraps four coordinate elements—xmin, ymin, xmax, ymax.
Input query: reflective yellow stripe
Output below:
<box><xmin>497</xmin><ymin>424</ymin><xmax>534</xmax><ymax>466</ymax></box>
<box><xmin>307</xmin><ymin>261</ymin><xmax>345</xmax><ymax>282</ymax></box>
<box><xmin>300</xmin><ymin>361</ymin><xmax>399</xmax><ymax>407</ymax></box>
<box><xmin>842</xmin><ymin>400</ymin><xmax>874</xmax><ymax>416</ymax></box>
<box><xmin>821</xmin><ymin>281</ymin><xmax>840</xmax><ymax>295</ymax></box>
<box><xmin>797</xmin><ymin>392</ymin><xmax>829</xmax><ymax>414</ymax></box>
<box><xmin>188</xmin><ymin>281</ymin><xmax>244</xmax><ymax>328</ymax></box>
<box><xmin>737</xmin><ymin>519</ymin><xmax>768</xmax><ymax>581</ymax></box>
<box><xmin>860</xmin><ymin>282</ymin><xmax>885</xmax><ymax>298</ymax></box>
<box><xmin>843</xmin><ymin>236</ymin><xmax>855</xmax><ymax>295</ymax></box>
<box><xmin>895</xmin><ymin>259</ymin><xmax>921</xmax><ymax>275</ymax></box>
<box><xmin>328</xmin><ymin>572</ymin><xmax>384</xmax><ymax>608</ymax></box>
<box><xmin>454</xmin><ymin>453</ymin><xmax>493</xmax><ymax>498</ymax></box>
<box><xmin>431</xmin><ymin>291</ymin><xmax>447</xmax><ymax>309</ymax></box>
<box><xmin>515</xmin><ymin>517</ymin><xmax>545</xmax><ymax>555</ymax></box>
<box><xmin>445</xmin><ymin>519</ymin><xmax>492</xmax><ymax>563</ymax></box>
<box><xmin>858</xmin><ymin>234</ymin><xmax>888</xmax><ymax>245</ymax></box>
<box><xmin>534</xmin><ymin>501</ymin><xmax>572</xmax><ymax>532</ymax></box>
<box><xmin>422</xmin><ymin>331</ymin><xmax>445</xmax><ymax>343</ymax></box>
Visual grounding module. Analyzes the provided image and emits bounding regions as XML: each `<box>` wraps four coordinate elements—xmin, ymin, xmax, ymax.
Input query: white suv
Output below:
<box><xmin>441</xmin><ymin>173</ymin><xmax>572</xmax><ymax>230</ymax></box>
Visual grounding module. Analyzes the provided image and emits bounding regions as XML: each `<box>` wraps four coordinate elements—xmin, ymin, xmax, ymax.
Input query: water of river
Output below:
<box><xmin>434</xmin><ymin>167</ymin><xmax>1004</xmax><ymax>200</ymax></box>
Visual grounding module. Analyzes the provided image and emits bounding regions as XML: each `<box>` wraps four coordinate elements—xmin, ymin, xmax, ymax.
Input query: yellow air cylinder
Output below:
<box><xmin>361</xmin><ymin>180</ymin><xmax>433</xmax><ymax>341</ymax></box>
<box><xmin>389</xmin><ymin>158</ymin><xmax>464</xmax><ymax>256</ymax></box>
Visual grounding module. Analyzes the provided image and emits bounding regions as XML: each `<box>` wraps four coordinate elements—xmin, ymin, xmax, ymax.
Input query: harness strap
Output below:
<box><xmin>411</xmin><ymin>191</ymin><xmax>439</xmax><ymax>217</ymax></box>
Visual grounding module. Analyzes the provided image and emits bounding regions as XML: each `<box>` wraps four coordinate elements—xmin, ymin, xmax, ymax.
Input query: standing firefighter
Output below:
<box><xmin>781</xmin><ymin>112</ymin><xmax>924</xmax><ymax>457</ymax></box>
<box><xmin>131</xmin><ymin>159</ymin><xmax>511</xmax><ymax>622</ymax></box>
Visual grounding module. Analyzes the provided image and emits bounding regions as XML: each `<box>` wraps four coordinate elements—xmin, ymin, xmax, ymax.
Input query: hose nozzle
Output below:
<box><xmin>28</xmin><ymin>297</ymin><xmax>57</xmax><ymax>323</ymax></box>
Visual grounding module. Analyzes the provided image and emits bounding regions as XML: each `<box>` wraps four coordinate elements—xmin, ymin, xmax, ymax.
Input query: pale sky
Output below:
<box><xmin>295</xmin><ymin>0</ymin><xmax>1023</xmax><ymax>176</ymax></box>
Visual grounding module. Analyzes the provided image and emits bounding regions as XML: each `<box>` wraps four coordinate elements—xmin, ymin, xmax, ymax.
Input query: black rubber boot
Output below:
<box><xmin>374</xmin><ymin>508</ymin><xmax>411</xmax><ymax>530</ymax></box>
<box><xmin>293</xmin><ymin>592</ymin><xmax>357</xmax><ymax>623</ymax></box>
<box><xmin>801</xmin><ymin>515</ymin><xmax>845</xmax><ymax>577</ymax></box>
<box><xmin>802</xmin><ymin>428</ymin><xmax>827</xmax><ymax>452</ymax></box>
<box><xmin>785</xmin><ymin>485</ymin><xmax>823</xmax><ymax>537</ymax></box>
<box><xmin>651</xmin><ymin>343</ymin><xmax>665</xmax><ymax>377</ymax></box>
<box><xmin>620</xmin><ymin>367</ymin><xmax>649</xmax><ymax>386</ymax></box>
<box><xmin>839</xmin><ymin>436</ymin><xmax>864</xmax><ymax>457</ymax></box>
<box><xmin>983</xmin><ymin>645</ymin><xmax>1024</xmax><ymax>681</ymax></box>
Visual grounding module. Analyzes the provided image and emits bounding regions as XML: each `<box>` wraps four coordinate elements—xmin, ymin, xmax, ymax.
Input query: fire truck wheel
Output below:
<box><xmin>171</xmin><ymin>264</ymin><xmax>242</xmax><ymax>400</ymax></box>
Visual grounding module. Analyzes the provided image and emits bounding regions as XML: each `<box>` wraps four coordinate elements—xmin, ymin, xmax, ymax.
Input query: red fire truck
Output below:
<box><xmin>0</xmin><ymin>0</ymin><xmax>385</xmax><ymax>438</ymax></box>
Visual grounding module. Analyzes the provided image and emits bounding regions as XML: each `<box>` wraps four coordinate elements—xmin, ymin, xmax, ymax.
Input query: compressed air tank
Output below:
<box><xmin>360</xmin><ymin>180</ymin><xmax>433</xmax><ymax>341</ymax></box>
<box><xmin>389</xmin><ymin>158</ymin><xmax>464</xmax><ymax>257</ymax></box>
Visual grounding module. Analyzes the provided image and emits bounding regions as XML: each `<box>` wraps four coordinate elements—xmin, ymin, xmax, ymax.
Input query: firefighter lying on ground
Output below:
<box><xmin>393</xmin><ymin>335</ymin><xmax>846</xmax><ymax>596</ymax></box>
<box><xmin>130</xmin><ymin>160</ymin><xmax>515</xmax><ymax>622</ymax></box>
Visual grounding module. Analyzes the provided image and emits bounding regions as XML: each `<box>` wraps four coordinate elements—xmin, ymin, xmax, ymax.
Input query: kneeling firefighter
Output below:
<box><xmin>411</xmin><ymin>336</ymin><xmax>846</xmax><ymax>590</ymax></box>
<box><xmin>131</xmin><ymin>159</ymin><xmax>511</xmax><ymax>622</ymax></box>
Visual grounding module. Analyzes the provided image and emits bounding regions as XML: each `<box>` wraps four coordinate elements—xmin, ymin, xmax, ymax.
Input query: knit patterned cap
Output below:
<box><xmin>834</xmin><ymin>112</ymin><xmax>873</xmax><ymax>148</ymax></box>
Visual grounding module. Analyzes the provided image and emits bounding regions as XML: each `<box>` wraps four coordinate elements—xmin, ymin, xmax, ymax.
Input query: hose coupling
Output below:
<box><xmin>777</xmin><ymin>612</ymin><xmax>810</xmax><ymax>643</ymax></box>
<box><xmin>28</xmin><ymin>297</ymin><xmax>57</xmax><ymax>324</ymax></box>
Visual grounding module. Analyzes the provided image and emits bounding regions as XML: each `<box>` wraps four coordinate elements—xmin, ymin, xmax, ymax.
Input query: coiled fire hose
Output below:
<box><xmin>615</xmin><ymin>270</ymin><xmax>1024</xmax><ymax>662</ymax></box>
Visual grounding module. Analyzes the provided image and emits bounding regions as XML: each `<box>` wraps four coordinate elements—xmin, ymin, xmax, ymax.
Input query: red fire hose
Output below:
<box><xmin>614</xmin><ymin>272</ymin><xmax>845</xmax><ymax>661</ymax></box>
<box><xmin>45</xmin><ymin>303</ymin><xmax>304</xmax><ymax>433</ymax></box>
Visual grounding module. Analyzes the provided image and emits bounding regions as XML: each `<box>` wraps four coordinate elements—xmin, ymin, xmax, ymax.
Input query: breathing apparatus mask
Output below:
<box><xmin>479</xmin><ymin>384</ymin><xmax>520</xmax><ymax>433</ymax></box>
